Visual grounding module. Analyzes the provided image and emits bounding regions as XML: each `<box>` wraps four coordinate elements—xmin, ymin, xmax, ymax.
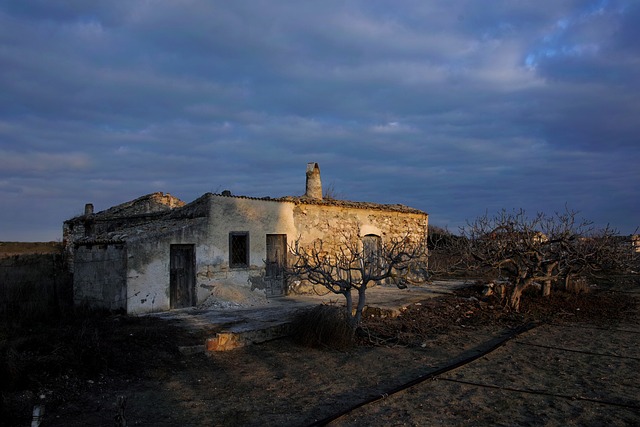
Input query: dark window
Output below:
<box><xmin>229</xmin><ymin>232</ymin><xmax>249</xmax><ymax>267</ymax></box>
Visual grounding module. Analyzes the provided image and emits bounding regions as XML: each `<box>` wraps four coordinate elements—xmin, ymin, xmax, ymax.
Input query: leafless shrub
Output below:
<box><xmin>565</xmin><ymin>277</ymin><xmax>591</xmax><ymax>294</ymax></box>
<box><xmin>290</xmin><ymin>305</ymin><xmax>355</xmax><ymax>350</ymax></box>
<box><xmin>322</xmin><ymin>181</ymin><xmax>343</xmax><ymax>200</ymax></box>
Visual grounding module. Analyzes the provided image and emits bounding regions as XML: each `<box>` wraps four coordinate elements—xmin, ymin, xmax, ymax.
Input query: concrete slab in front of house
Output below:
<box><xmin>150</xmin><ymin>279</ymin><xmax>472</xmax><ymax>352</ymax></box>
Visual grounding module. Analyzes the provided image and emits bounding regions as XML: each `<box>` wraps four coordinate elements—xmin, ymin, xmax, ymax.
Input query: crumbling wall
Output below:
<box><xmin>292</xmin><ymin>203</ymin><xmax>428</xmax><ymax>248</ymax></box>
<box><xmin>73</xmin><ymin>243</ymin><xmax>127</xmax><ymax>311</ymax></box>
<box><xmin>89</xmin><ymin>192</ymin><xmax>185</xmax><ymax>217</ymax></box>
<box><xmin>289</xmin><ymin>202</ymin><xmax>428</xmax><ymax>293</ymax></box>
<box><xmin>202</xmin><ymin>194</ymin><xmax>296</xmax><ymax>294</ymax></box>
<box><xmin>125</xmin><ymin>216</ymin><xmax>212</xmax><ymax>314</ymax></box>
<box><xmin>63</xmin><ymin>193</ymin><xmax>186</xmax><ymax>272</ymax></box>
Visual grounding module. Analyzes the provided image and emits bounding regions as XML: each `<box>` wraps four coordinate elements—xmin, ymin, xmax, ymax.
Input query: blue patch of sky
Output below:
<box><xmin>583</xmin><ymin>0</ymin><xmax>609</xmax><ymax>16</ymax></box>
<box><xmin>523</xmin><ymin>0</ymin><xmax>623</xmax><ymax>69</ymax></box>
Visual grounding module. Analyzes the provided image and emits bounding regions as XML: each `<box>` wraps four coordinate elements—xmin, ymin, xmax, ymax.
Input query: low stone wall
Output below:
<box><xmin>0</xmin><ymin>253</ymin><xmax>72</xmax><ymax>319</ymax></box>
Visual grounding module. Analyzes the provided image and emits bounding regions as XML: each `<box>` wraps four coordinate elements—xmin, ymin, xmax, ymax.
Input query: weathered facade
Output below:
<box><xmin>64</xmin><ymin>163</ymin><xmax>428</xmax><ymax>314</ymax></box>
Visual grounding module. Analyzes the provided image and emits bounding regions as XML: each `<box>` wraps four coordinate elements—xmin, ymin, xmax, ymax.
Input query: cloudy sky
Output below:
<box><xmin>1</xmin><ymin>0</ymin><xmax>638</xmax><ymax>241</ymax></box>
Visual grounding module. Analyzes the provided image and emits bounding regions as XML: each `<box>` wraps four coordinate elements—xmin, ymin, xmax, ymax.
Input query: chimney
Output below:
<box><xmin>84</xmin><ymin>203</ymin><xmax>94</xmax><ymax>216</ymax></box>
<box><xmin>305</xmin><ymin>162</ymin><xmax>323</xmax><ymax>200</ymax></box>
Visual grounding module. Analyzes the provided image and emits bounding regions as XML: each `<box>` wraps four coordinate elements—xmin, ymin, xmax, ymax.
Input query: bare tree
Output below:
<box><xmin>287</xmin><ymin>232</ymin><xmax>428</xmax><ymax>328</ymax></box>
<box><xmin>455</xmin><ymin>208</ymin><xmax>633</xmax><ymax>311</ymax></box>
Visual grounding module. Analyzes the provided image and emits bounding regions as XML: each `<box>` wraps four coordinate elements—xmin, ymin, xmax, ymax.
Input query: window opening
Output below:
<box><xmin>229</xmin><ymin>232</ymin><xmax>249</xmax><ymax>267</ymax></box>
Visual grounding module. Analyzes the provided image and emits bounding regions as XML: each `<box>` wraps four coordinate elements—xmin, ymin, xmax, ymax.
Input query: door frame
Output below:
<box><xmin>265</xmin><ymin>234</ymin><xmax>287</xmax><ymax>297</ymax></box>
<box><xmin>170</xmin><ymin>244</ymin><xmax>196</xmax><ymax>309</ymax></box>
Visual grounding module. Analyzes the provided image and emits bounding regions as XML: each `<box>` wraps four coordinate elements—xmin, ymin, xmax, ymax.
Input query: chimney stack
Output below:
<box><xmin>305</xmin><ymin>162</ymin><xmax>323</xmax><ymax>200</ymax></box>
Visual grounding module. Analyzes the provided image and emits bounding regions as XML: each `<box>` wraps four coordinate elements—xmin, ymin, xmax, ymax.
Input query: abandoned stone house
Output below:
<box><xmin>64</xmin><ymin>163</ymin><xmax>429</xmax><ymax>314</ymax></box>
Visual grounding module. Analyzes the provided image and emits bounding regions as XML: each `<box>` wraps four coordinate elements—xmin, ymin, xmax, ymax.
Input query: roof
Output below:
<box><xmin>74</xmin><ymin>217</ymin><xmax>206</xmax><ymax>245</ymax></box>
<box><xmin>66</xmin><ymin>192</ymin><xmax>185</xmax><ymax>223</ymax></box>
<box><xmin>209</xmin><ymin>192</ymin><xmax>428</xmax><ymax>215</ymax></box>
<box><xmin>69</xmin><ymin>191</ymin><xmax>427</xmax><ymax>245</ymax></box>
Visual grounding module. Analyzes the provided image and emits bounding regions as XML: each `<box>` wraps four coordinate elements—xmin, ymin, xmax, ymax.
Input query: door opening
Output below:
<box><xmin>265</xmin><ymin>234</ymin><xmax>287</xmax><ymax>297</ymax></box>
<box><xmin>170</xmin><ymin>244</ymin><xmax>196</xmax><ymax>309</ymax></box>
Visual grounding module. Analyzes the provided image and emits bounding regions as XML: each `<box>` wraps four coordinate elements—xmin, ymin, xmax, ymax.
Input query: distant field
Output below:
<box><xmin>0</xmin><ymin>241</ymin><xmax>63</xmax><ymax>258</ymax></box>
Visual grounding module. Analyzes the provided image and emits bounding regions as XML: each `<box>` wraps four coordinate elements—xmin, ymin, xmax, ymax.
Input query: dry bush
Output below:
<box><xmin>290</xmin><ymin>304</ymin><xmax>355</xmax><ymax>350</ymax></box>
<box><xmin>565</xmin><ymin>277</ymin><xmax>591</xmax><ymax>294</ymax></box>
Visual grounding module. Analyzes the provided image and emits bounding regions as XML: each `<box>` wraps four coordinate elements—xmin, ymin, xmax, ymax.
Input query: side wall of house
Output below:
<box><xmin>290</xmin><ymin>203</ymin><xmax>428</xmax><ymax>293</ymax></box>
<box><xmin>293</xmin><ymin>204</ymin><xmax>428</xmax><ymax>246</ymax></box>
<box><xmin>125</xmin><ymin>217</ymin><xmax>210</xmax><ymax>314</ymax></box>
<box><xmin>73</xmin><ymin>243</ymin><xmax>127</xmax><ymax>311</ymax></box>
<box><xmin>203</xmin><ymin>195</ymin><xmax>297</xmax><ymax>293</ymax></box>
<box><xmin>123</xmin><ymin>196</ymin><xmax>297</xmax><ymax>314</ymax></box>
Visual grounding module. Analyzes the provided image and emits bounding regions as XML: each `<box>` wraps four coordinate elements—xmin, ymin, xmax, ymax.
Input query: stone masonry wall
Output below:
<box><xmin>292</xmin><ymin>203</ymin><xmax>428</xmax><ymax>248</ymax></box>
<box><xmin>289</xmin><ymin>202</ymin><xmax>428</xmax><ymax>293</ymax></box>
<box><xmin>73</xmin><ymin>243</ymin><xmax>127</xmax><ymax>311</ymax></box>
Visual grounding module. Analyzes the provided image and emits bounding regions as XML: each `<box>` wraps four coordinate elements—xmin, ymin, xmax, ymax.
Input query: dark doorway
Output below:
<box><xmin>363</xmin><ymin>234</ymin><xmax>382</xmax><ymax>281</ymax></box>
<box><xmin>170</xmin><ymin>244</ymin><xmax>196</xmax><ymax>309</ymax></box>
<box><xmin>265</xmin><ymin>234</ymin><xmax>287</xmax><ymax>297</ymax></box>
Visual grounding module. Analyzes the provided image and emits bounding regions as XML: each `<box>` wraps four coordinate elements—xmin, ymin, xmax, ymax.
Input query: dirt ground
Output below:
<box><xmin>2</xmin><ymin>278</ymin><xmax>639</xmax><ymax>426</ymax></box>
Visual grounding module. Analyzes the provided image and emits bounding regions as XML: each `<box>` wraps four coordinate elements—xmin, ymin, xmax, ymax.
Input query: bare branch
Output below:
<box><xmin>446</xmin><ymin>207</ymin><xmax>634</xmax><ymax>311</ymax></box>
<box><xmin>287</xmin><ymin>232</ymin><xmax>428</xmax><ymax>326</ymax></box>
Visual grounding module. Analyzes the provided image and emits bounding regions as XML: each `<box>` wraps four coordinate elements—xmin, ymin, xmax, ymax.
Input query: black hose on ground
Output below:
<box><xmin>307</xmin><ymin>321</ymin><xmax>541</xmax><ymax>427</ymax></box>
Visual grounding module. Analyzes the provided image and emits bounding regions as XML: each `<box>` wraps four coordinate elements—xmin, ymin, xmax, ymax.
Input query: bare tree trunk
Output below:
<box><xmin>542</xmin><ymin>280</ymin><xmax>551</xmax><ymax>297</ymax></box>
<box><xmin>344</xmin><ymin>290</ymin><xmax>353</xmax><ymax>324</ymax></box>
<box><xmin>353</xmin><ymin>286</ymin><xmax>368</xmax><ymax>326</ymax></box>
<box><xmin>508</xmin><ymin>279</ymin><xmax>533</xmax><ymax>311</ymax></box>
<box><xmin>564</xmin><ymin>274</ymin><xmax>572</xmax><ymax>291</ymax></box>
<box><xmin>542</xmin><ymin>263</ymin><xmax>555</xmax><ymax>297</ymax></box>
<box><xmin>508</xmin><ymin>285</ymin><xmax>523</xmax><ymax>311</ymax></box>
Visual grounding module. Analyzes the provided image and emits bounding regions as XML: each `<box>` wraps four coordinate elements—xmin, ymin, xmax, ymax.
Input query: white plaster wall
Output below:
<box><xmin>122</xmin><ymin>196</ymin><xmax>298</xmax><ymax>314</ymax></box>
<box><xmin>204</xmin><ymin>195</ymin><xmax>297</xmax><ymax>288</ymax></box>
<box><xmin>126</xmin><ymin>217</ymin><xmax>211</xmax><ymax>314</ymax></box>
<box><xmin>127</xmin><ymin>257</ymin><xmax>168</xmax><ymax>313</ymax></box>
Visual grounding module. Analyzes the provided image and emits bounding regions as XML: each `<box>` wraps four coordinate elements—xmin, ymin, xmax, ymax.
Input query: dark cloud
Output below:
<box><xmin>0</xmin><ymin>0</ymin><xmax>638</xmax><ymax>240</ymax></box>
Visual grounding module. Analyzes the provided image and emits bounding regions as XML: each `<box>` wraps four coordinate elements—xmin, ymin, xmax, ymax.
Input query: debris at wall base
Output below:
<box><xmin>205</xmin><ymin>323</ymin><xmax>292</xmax><ymax>352</ymax></box>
